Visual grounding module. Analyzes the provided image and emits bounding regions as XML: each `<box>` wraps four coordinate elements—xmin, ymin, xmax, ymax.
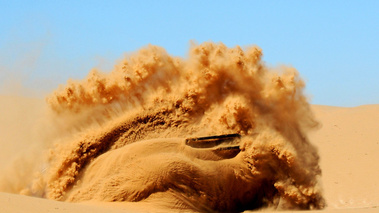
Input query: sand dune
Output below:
<box><xmin>309</xmin><ymin>105</ymin><xmax>379</xmax><ymax>210</ymax></box>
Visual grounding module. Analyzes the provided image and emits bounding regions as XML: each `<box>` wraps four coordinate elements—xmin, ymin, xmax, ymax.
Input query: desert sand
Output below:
<box><xmin>0</xmin><ymin>43</ymin><xmax>378</xmax><ymax>212</ymax></box>
<box><xmin>309</xmin><ymin>105</ymin><xmax>379</xmax><ymax>211</ymax></box>
<box><xmin>0</xmin><ymin>100</ymin><xmax>378</xmax><ymax>212</ymax></box>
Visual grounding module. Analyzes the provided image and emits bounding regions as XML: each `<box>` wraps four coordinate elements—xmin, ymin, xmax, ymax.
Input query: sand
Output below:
<box><xmin>0</xmin><ymin>43</ymin><xmax>378</xmax><ymax>212</ymax></box>
<box><xmin>309</xmin><ymin>105</ymin><xmax>379</xmax><ymax>210</ymax></box>
<box><xmin>1</xmin><ymin>102</ymin><xmax>378</xmax><ymax>212</ymax></box>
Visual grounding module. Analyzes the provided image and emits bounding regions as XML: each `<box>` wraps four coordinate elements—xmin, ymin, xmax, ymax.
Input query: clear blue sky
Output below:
<box><xmin>0</xmin><ymin>1</ymin><xmax>378</xmax><ymax>106</ymax></box>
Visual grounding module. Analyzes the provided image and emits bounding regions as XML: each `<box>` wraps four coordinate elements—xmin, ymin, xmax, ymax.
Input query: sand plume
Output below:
<box><xmin>20</xmin><ymin>42</ymin><xmax>324</xmax><ymax>211</ymax></box>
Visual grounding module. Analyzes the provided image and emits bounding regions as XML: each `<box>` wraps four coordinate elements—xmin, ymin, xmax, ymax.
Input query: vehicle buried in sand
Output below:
<box><xmin>185</xmin><ymin>133</ymin><xmax>241</xmax><ymax>159</ymax></box>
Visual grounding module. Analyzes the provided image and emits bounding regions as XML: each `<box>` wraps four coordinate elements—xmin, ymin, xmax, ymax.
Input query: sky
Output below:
<box><xmin>0</xmin><ymin>1</ymin><xmax>378</xmax><ymax>107</ymax></box>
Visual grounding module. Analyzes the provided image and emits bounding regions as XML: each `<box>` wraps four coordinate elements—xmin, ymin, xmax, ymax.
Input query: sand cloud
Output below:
<box><xmin>3</xmin><ymin>42</ymin><xmax>324</xmax><ymax>211</ymax></box>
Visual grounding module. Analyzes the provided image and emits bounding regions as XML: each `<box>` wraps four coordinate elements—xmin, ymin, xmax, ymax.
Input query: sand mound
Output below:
<box><xmin>1</xmin><ymin>42</ymin><xmax>324</xmax><ymax>211</ymax></box>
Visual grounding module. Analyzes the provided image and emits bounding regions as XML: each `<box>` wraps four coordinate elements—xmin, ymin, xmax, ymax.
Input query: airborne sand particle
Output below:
<box><xmin>3</xmin><ymin>42</ymin><xmax>324</xmax><ymax>211</ymax></box>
